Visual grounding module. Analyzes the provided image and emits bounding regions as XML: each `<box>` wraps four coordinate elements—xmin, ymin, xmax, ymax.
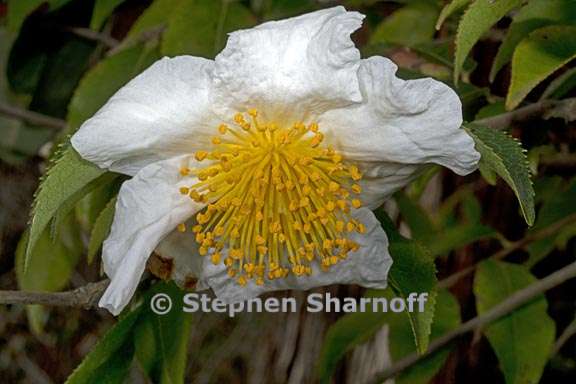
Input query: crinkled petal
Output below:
<box><xmin>212</xmin><ymin>6</ymin><xmax>364</xmax><ymax>121</ymax></box>
<box><xmin>99</xmin><ymin>156</ymin><xmax>204</xmax><ymax>315</ymax></box>
<box><xmin>71</xmin><ymin>56</ymin><xmax>217</xmax><ymax>176</ymax></box>
<box><xmin>320</xmin><ymin>56</ymin><xmax>480</xmax><ymax>208</ymax></box>
<box><xmin>199</xmin><ymin>208</ymin><xmax>392</xmax><ymax>303</ymax></box>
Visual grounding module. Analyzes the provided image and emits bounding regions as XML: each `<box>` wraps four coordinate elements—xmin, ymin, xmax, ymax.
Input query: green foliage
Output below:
<box><xmin>135</xmin><ymin>282</ymin><xmax>193</xmax><ymax>384</ymax></box>
<box><xmin>161</xmin><ymin>0</ymin><xmax>256</xmax><ymax>57</ymax></box>
<box><xmin>506</xmin><ymin>25</ymin><xmax>576</xmax><ymax>110</ymax></box>
<box><xmin>7</xmin><ymin>0</ymin><xmax>44</xmax><ymax>32</ymax></box>
<box><xmin>25</xmin><ymin>147</ymin><xmax>106</xmax><ymax>269</ymax></box>
<box><xmin>490</xmin><ymin>0</ymin><xmax>576</xmax><ymax>82</ymax></box>
<box><xmin>64</xmin><ymin>306</ymin><xmax>143</xmax><ymax>384</ymax></box>
<box><xmin>526</xmin><ymin>177</ymin><xmax>576</xmax><ymax>267</ymax></box>
<box><xmin>15</xmin><ymin>214</ymin><xmax>82</xmax><ymax>334</ymax></box>
<box><xmin>465</xmin><ymin>124</ymin><xmax>535</xmax><ymax>225</ymax></box>
<box><xmin>474</xmin><ymin>260</ymin><xmax>555</xmax><ymax>384</ymax></box>
<box><xmin>436</xmin><ymin>0</ymin><xmax>470</xmax><ymax>29</ymax></box>
<box><xmin>87</xmin><ymin>196</ymin><xmax>116</xmax><ymax>264</ymax></box>
<box><xmin>454</xmin><ymin>0</ymin><xmax>523</xmax><ymax>83</ymax></box>
<box><xmin>90</xmin><ymin>0</ymin><xmax>126</xmax><ymax>30</ymax></box>
<box><xmin>317</xmin><ymin>220</ymin><xmax>437</xmax><ymax>382</ymax></box>
<box><xmin>370</xmin><ymin>1</ymin><xmax>439</xmax><ymax>47</ymax></box>
<box><xmin>389</xmin><ymin>290</ymin><xmax>460</xmax><ymax>384</ymax></box>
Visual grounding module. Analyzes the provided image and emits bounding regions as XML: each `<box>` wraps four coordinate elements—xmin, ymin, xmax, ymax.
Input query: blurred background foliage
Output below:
<box><xmin>0</xmin><ymin>0</ymin><xmax>575</xmax><ymax>383</ymax></box>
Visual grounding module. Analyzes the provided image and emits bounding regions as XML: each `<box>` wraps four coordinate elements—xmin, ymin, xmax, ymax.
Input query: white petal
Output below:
<box><xmin>71</xmin><ymin>56</ymin><xmax>217</xmax><ymax>176</ymax></box>
<box><xmin>212</xmin><ymin>6</ymin><xmax>364</xmax><ymax>121</ymax></box>
<box><xmin>320</xmin><ymin>56</ymin><xmax>480</xmax><ymax>207</ymax></box>
<box><xmin>200</xmin><ymin>208</ymin><xmax>392</xmax><ymax>303</ymax></box>
<box><xmin>98</xmin><ymin>156</ymin><xmax>204</xmax><ymax>315</ymax></box>
<box><xmin>155</xmin><ymin>227</ymin><xmax>203</xmax><ymax>288</ymax></box>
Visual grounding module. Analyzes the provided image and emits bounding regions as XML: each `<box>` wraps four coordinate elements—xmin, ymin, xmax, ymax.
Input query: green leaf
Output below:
<box><xmin>490</xmin><ymin>0</ymin><xmax>576</xmax><ymax>82</ymax></box>
<box><xmin>87</xmin><ymin>196</ymin><xmax>116</xmax><ymax>264</ymax></box>
<box><xmin>391</xmin><ymin>290</ymin><xmax>461</xmax><ymax>384</ymax></box>
<box><xmin>138</xmin><ymin>282</ymin><xmax>192</xmax><ymax>384</ymax></box>
<box><xmin>316</xmin><ymin>229</ymin><xmax>437</xmax><ymax>382</ymax></box>
<box><xmin>65</xmin><ymin>306</ymin><xmax>143</xmax><ymax>384</ymax></box>
<box><xmin>427</xmin><ymin>223</ymin><xmax>496</xmax><ymax>257</ymax></box>
<box><xmin>526</xmin><ymin>178</ymin><xmax>576</xmax><ymax>267</ymax></box>
<box><xmin>506</xmin><ymin>25</ymin><xmax>576</xmax><ymax>110</ymax></box>
<box><xmin>15</xmin><ymin>214</ymin><xmax>82</xmax><ymax>334</ymax></box>
<box><xmin>25</xmin><ymin>147</ymin><xmax>106</xmax><ymax>270</ymax></box>
<box><xmin>465</xmin><ymin>124</ymin><xmax>535</xmax><ymax>225</ymax></box>
<box><xmin>387</xmin><ymin>239</ymin><xmax>438</xmax><ymax>354</ymax></box>
<box><xmin>85</xmin><ymin>343</ymin><xmax>134</xmax><ymax>384</ymax></box>
<box><xmin>90</xmin><ymin>0</ymin><xmax>125</xmax><ymax>30</ymax></box>
<box><xmin>162</xmin><ymin>0</ymin><xmax>256</xmax><ymax>57</ymax></box>
<box><xmin>370</xmin><ymin>2</ymin><xmax>439</xmax><ymax>47</ymax></box>
<box><xmin>126</xmin><ymin>0</ymin><xmax>181</xmax><ymax>40</ymax></box>
<box><xmin>66</xmin><ymin>43</ymin><xmax>159</xmax><ymax>135</ymax></box>
<box><xmin>454</xmin><ymin>0</ymin><xmax>524</xmax><ymax>83</ymax></box>
<box><xmin>436</xmin><ymin>0</ymin><xmax>471</xmax><ymax>30</ymax></box>
<box><xmin>7</xmin><ymin>0</ymin><xmax>44</xmax><ymax>32</ymax></box>
<box><xmin>395</xmin><ymin>192</ymin><xmax>436</xmax><ymax>240</ymax></box>
<box><xmin>540</xmin><ymin>66</ymin><xmax>576</xmax><ymax>100</ymax></box>
<box><xmin>474</xmin><ymin>260</ymin><xmax>555</xmax><ymax>384</ymax></box>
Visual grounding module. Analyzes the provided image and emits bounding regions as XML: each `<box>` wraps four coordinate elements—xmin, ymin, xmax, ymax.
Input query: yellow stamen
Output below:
<box><xmin>178</xmin><ymin>109</ymin><xmax>364</xmax><ymax>286</ymax></box>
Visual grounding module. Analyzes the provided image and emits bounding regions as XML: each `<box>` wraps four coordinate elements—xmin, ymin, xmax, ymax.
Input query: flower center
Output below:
<box><xmin>177</xmin><ymin>109</ymin><xmax>365</xmax><ymax>287</ymax></box>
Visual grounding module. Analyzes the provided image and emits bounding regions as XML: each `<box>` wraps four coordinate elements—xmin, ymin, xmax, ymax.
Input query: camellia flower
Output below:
<box><xmin>71</xmin><ymin>6</ymin><xmax>480</xmax><ymax>315</ymax></box>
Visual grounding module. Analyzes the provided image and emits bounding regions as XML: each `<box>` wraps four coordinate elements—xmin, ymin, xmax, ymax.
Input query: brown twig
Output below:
<box><xmin>438</xmin><ymin>212</ymin><xmax>576</xmax><ymax>289</ymax></box>
<box><xmin>0</xmin><ymin>102</ymin><xmax>66</xmax><ymax>130</ymax></box>
<box><xmin>365</xmin><ymin>261</ymin><xmax>576</xmax><ymax>384</ymax></box>
<box><xmin>0</xmin><ymin>279</ymin><xmax>108</xmax><ymax>309</ymax></box>
<box><xmin>474</xmin><ymin>97</ymin><xmax>576</xmax><ymax>130</ymax></box>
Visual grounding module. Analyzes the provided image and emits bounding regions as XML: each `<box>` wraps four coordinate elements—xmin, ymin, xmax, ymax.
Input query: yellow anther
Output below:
<box><xmin>211</xmin><ymin>252</ymin><xmax>221</xmax><ymax>265</ymax></box>
<box><xmin>349</xmin><ymin>165</ymin><xmax>362</xmax><ymax>181</ymax></box>
<box><xmin>326</xmin><ymin>201</ymin><xmax>336</xmax><ymax>212</ymax></box>
<box><xmin>214</xmin><ymin>226</ymin><xmax>225</xmax><ymax>236</ymax></box>
<box><xmin>300</xmin><ymin>197</ymin><xmax>310</xmax><ymax>207</ymax></box>
<box><xmin>255</xmin><ymin>235</ymin><xmax>266</xmax><ymax>245</ymax></box>
<box><xmin>177</xmin><ymin>223</ymin><xmax>186</xmax><ymax>232</ymax></box>
<box><xmin>352</xmin><ymin>199</ymin><xmax>362</xmax><ymax>208</ymax></box>
<box><xmin>328</xmin><ymin>181</ymin><xmax>340</xmax><ymax>192</ymax></box>
<box><xmin>255</xmin><ymin>211</ymin><xmax>264</xmax><ymax>221</ymax></box>
<box><xmin>218</xmin><ymin>124</ymin><xmax>228</xmax><ymax>134</ymax></box>
<box><xmin>199</xmin><ymin>246</ymin><xmax>208</xmax><ymax>256</ymax></box>
<box><xmin>179</xmin><ymin>167</ymin><xmax>190</xmax><ymax>176</ymax></box>
<box><xmin>234</xmin><ymin>113</ymin><xmax>245</xmax><ymax>124</ymax></box>
<box><xmin>311</xmin><ymin>132</ymin><xmax>324</xmax><ymax>147</ymax></box>
<box><xmin>346</xmin><ymin>222</ymin><xmax>356</xmax><ymax>232</ymax></box>
<box><xmin>247</xmin><ymin>108</ymin><xmax>258</xmax><ymax>117</ymax></box>
<box><xmin>227</xmin><ymin>269</ymin><xmax>236</xmax><ymax>277</ymax></box>
<box><xmin>352</xmin><ymin>184</ymin><xmax>362</xmax><ymax>194</ymax></box>
<box><xmin>179</xmin><ymin>187</ymin><xmax>190</xmax><ymax>195</ymax></box>
<box><xmin>212</xmin><ymin>137</ymin><xmax>222</xmax><ymax>145</ymax></box>
<box><xmin>309</xmin><ymin>122</ymin><xmax>319</xmax><ymax>132</ymax></box>
<box><xmin>336</xmin><ymin>221</ymin><xmax>345</xmax><ymax>232</ymax></box>
<box><xmin>192</xmin><ymin>225</ymin><xmax>202</xmax><ymax>233</ymax></box>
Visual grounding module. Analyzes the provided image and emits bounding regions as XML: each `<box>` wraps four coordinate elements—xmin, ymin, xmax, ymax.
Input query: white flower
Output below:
<box><xmin>71</xmin><ymin>6</ymin><xmax>480</xmax><ymax>315</ymax></box>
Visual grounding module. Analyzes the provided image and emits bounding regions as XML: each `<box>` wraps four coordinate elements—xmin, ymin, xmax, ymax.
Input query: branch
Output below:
<box><xmin>365</xmin><ymin>261</ymin><xmax>576</xmax><ymax>384</ymax></box>
<box><xmin>0</xmin><ymin>102</ymin><xmax>67</xmax><ymax>130</ymax></box>
<box><xmin>438</xmin><ymin>212</ymin><xmax>576</xmax><ymax>289</ymax></box>
<box><xmin>0</xmin><ymin>280</ymin><xmax>108</xmax><ymax>309</ymax></box>
<box><xmin>474</xmin><ymin>97</ymin><xmax>576</xmax><ymax>130</ymax></box>
<box><xmin>68</xmin><ymin>27</ymin><xmax>120</xmax><ymax>48</ymax></box>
